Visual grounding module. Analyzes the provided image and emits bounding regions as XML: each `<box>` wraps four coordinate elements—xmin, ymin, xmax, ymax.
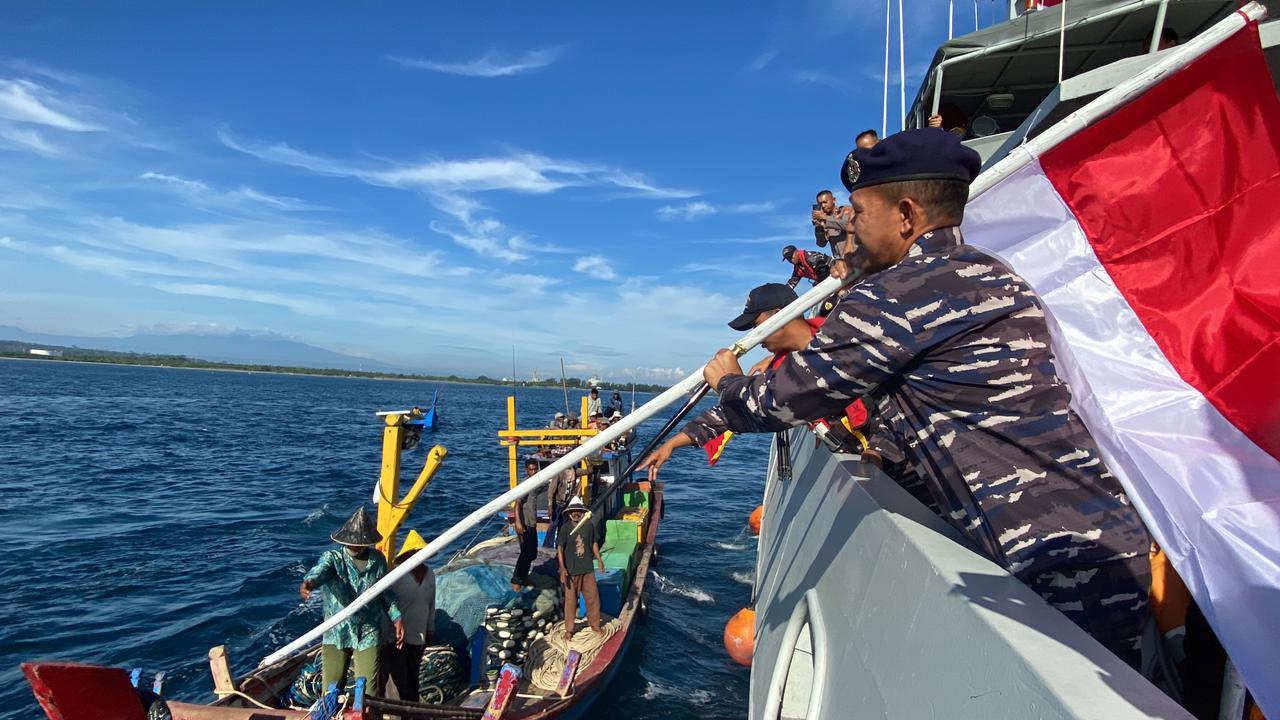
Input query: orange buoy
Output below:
<box><xmin>724</xmin><ymin>607</ymin><xmax>756</xmax><ymax>666</ymax></box>
<box><xmin>747</xmin><ymin>505</ymin><xmax>764</xmax><ymax>535</ymax></box>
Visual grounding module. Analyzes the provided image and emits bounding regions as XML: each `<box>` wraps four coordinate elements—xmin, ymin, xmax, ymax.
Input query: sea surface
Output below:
<box><xmin>0</xmin><ymin>359</ymin><xmax>769</xmax><ymax>720</ymax></box>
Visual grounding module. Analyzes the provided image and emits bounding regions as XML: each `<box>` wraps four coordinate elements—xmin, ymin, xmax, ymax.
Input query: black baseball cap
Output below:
<box><xmin>728</xmin><ymin>283</ymin><xmax>799</xmax><ymax>331</ymax></box>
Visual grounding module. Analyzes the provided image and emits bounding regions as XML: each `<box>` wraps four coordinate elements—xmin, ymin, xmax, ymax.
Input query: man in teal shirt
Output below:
<box><xmin>300</xmin><ymin>507</ymin><xmax>404</xmax><ymax>695</ymax></box>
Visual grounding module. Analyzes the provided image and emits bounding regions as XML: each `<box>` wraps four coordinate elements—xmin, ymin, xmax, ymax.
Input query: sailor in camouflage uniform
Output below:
<box><xmin>699</xmin><ymin>129</ymin><xmax>1152</xmax><ymax>667</ymax></box>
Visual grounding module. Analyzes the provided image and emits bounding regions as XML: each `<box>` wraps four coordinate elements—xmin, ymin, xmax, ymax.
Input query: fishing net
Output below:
<box><xmin>432</xmin><ymin>560</ymin><xmax>520</xmax><ymax>647</ymax></box>
<box><xmin>287</xmin><ymin>655</ymin><xmax>341</xmax><ymax>707</ymax></box>
<box><xmin>287</xmin><ymin>646</ymin><xmax>466</xmax><ymax>706</ymax></box>
<box><xmin>417</xmin><ymin>645</ymin><xmax>466</xmax><ymax>703</ymax></box>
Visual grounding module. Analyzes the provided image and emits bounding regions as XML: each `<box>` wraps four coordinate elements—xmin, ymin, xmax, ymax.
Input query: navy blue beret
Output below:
<box><xmin>840</xmin><ymin>128</ymin><xmax>981</xmax><ymax>193</ymax></box>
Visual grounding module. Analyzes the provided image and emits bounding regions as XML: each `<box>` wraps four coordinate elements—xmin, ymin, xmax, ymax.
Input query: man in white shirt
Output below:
<box><xmin>382</xmin><ymin>530</ymin><xmax>436</xmax><ymax>703</ymax></box>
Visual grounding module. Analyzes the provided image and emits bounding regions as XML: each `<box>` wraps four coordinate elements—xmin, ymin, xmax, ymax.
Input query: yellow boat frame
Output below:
<box><xmin>373</xmin><ymin>407</ymin><xmax>447</xmax><ymax>567</ymax></box>
<box><xmin>498</xmin><ymin>395</ymin><xmax>598</xmax><ymax>501</ymax></box>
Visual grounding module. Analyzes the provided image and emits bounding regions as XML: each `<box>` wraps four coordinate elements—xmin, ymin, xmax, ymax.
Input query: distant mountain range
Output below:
<box><xmin>0</xmin><ymin>325</ymin><xmax>408</xmax><ymax>373</ymax></box>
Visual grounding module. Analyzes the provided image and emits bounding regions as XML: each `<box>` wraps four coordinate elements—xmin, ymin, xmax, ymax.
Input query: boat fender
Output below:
<box><xmin>748</xmin><ymin>505</ymin><xmax>764</xmax><ymax>535</ymax></box>
<box><xmin>723</xmin><ymin>608</ymin><xmax>756</xmax><ymax>666</ymax></box>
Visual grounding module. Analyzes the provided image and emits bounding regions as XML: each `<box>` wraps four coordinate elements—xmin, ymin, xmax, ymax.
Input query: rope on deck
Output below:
<box><xmin>525</xmin><ymin>618</ymin><xmax>622</xmax><ymax>692</ymax></box>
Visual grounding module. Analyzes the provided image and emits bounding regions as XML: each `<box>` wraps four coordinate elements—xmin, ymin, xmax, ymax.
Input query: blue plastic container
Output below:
<box><xmin>576</xmin><ymin>567</ymin><xmax>626</xmax><ymax>618</ymax></box>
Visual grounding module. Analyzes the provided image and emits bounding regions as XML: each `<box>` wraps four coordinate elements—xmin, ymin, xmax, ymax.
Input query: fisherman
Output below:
<box><xmin>382</xmin><ymin>530</ymin><xmax>436</xmax><ymax>704</ymax></box>
<box><xmin>549</xmin><ymin>411</ymin><xmax>567</xmax><ymax>429</ymax></box>
<box><xmin>607</xmin><ymin>391</ymin><xmax>624</xmax><ymax>416</ymax></box>
<box><xmin>855</xmin><ymin>129</ymin><xmax>879</xmax><ymax>149</ymax></box>
<box><xmin>299</xmin><ymin>507</ymin><xmax>404</xmax><ymax>695</ymax></box>
<box><xmin>685</xmin><ymin>130</ymin><xmax>1153</xmax><ymax>668</ymax></box>
<box><xmin>811</xmin><ymin>189</ymin><xmax>854</xmax><ymax>256</ymax></box>
<box><xmin>511</xmin><ymin>458</ymin><xmax>542</xmax><ymax>591</ymax></box>
<box><xmin>586</xmin><ymin>388</ymin><xmax>602</xmax><ymax>418</ymax></box>
<box><xmin>557</xmin><ymin>497</ymin><xmax>605</xmax><ymax>639</ymax></box>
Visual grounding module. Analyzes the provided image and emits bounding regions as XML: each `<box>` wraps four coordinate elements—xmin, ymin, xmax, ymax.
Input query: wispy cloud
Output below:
<box><xmin>694</xmin><ymin>232</ymin><xmax>810</xmax><ymax>245</ymax></box>
<box><xmin>220</xmin><ymin>129</ymin><xmax>698</xmax><ymax>199</ymax></box>
<box><xmin>429</xmin><ymin>192</ymin><xmax>560</xmax><ymax>263</ymax></box>
<box><xmin>747</xmin><ymin>49</ymin><xmax>779</xmax><ymax>72</ymax></box>
<box><xmin>0</xmin><ymin>125</ymin><xmax>61</xmax><ymax>156</ymax></box>
<box><xmin>0</xmin><ymin>78</ymin><xmax>103</xmax><ymax>132</ymax></box>
<box><xmin>657</xmin><ymin>200</ymin><xmax>776</xmax><ymax>221</ymax></box>
<box><xmin>572</xmin><ymin>255</ymin><xmax>618</xmax><ymax>281</ymax></box>
<box><xmin>677</xmin><ymin>262</ymin><xmax>778</xmax><ymax>281</ymax></box>
<box><xmin>139</xmin><ymin>171</ymin><xmax>321</xmax><ymax>212</ymax></box>
<box><xmin>493</xmin><ymin>272</ymin><xmax>557</xmax><ymax>294</ymax></box>
<box><xmin>387</xmin><ymin>46</ymin><xmax>566</xmax><ymax>78</ymax></box>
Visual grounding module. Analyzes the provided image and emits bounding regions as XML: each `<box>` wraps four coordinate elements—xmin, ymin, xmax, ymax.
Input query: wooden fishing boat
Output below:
<box><xmin>23</xmin><ymin>396</ymin><xmax>663</xmax><ymax>720</ymax></box>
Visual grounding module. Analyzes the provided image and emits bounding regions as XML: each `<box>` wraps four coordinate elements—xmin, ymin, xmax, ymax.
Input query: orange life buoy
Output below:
<box><xmin>724</xmin><ymin>607</ymin><xmax>756</xmax><ymax>666</ymax></box>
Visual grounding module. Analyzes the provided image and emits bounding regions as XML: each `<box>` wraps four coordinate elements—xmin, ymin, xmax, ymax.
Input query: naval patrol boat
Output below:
<box><xmin>745</xmin><ymin>1</ymin><xmax>1280</xmax><ymax>718</ymax></box>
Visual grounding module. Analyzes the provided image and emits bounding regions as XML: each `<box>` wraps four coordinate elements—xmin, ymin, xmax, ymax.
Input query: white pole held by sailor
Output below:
<box><xmin>260</xmin><ymin>273</ymin><xmax>850</xmax><ymax>667</ymax></box>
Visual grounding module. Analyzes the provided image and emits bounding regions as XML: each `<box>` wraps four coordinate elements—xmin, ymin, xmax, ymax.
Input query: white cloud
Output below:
<box><xmin>0</xmin><ymin>78</ymin><xmax>103</xmax><ymax>132</ymax></box>
<box><xmin>139</xmin><ymin>171</ymin><xmax>320</xmax><ymax>212</ymax></box>
<box><xmin>694</xmin><ymin>232</ymin><xmax>810</xmax><ymax>245</ymax></box>
<box><xmin>0</xmin><ymin>125</ymin><xmax>60</xmax><ymax>155</ymax></box>
<box><xmin>747</xmin><ymin>50</ymin><xmax>779</xmax><ymax>72</ymax></box>
<box><xmin>388</xmin><ymin>46</ymin><xmax>565</xmax><ymax>78</ymax></box>
<box><xmin>656</xmin><ymin>200</ymin><xmax>776</xmax><ymax>221</ymax></box>
<box><xmin>572</xmin><ymin>255</ymin><xmax>617</xmax><ymax>281</ymax></box>
<box><xmin>428</xmin><ymin>193</ymin><xmax>563</xmax><ymax>263</ymax></box>
<box><xmin>493</xmin><ymin>273</ymin><xmax>557</xmax><ymax>294</ymax></box>
<box><xmin>219</xmin><ymin>129</ymin><xmax>698</xmax><ymax>199</ymax></box>
<box><xmin>657</xmin><ymin>201</ymin><xmax>716</xmax><ymax>221</ymax></box>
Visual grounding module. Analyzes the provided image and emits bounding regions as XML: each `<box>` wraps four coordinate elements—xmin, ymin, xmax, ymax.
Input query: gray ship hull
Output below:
<box><xmin>748</xmin><ymin>428</ymin><xmax>1191</xmax><ymax>719</ymax></box>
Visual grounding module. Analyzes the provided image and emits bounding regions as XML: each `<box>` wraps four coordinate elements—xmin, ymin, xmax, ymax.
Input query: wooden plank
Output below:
<box><xmin>208</xmin><ymin>645</ymin><xmax>234</xmax><ymax>694</ymax></box>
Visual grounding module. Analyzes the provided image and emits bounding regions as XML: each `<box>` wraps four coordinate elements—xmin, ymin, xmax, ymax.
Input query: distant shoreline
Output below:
<box><xmin>0</xmin><ymin>353</ymin><xmax>669</xmax><ymax>393</ymax></box>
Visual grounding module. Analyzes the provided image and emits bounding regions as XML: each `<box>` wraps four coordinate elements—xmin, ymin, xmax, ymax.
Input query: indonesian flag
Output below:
<box><xmin>962</xmin><ymin>10</ymin><xmax>1279</xmax><ymax>714</ymax></box>
<box><xmin>704</xmin><ymin>431</ymin><xmax>734</xmax><ymax>466</ymax></box>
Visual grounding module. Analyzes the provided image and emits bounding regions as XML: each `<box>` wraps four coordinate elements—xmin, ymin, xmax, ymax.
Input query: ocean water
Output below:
<box><xmin>0</xmin><ymin>360</ymin><xmax>768</xmax><ymax>719</ymax></box>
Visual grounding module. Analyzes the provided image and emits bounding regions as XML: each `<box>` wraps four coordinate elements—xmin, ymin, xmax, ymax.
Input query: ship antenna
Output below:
<box><xmin>882</xmin><ymin>0</ymin><xmax>890</xmax><ymax>135</ymax></box>
<box><xmin>560</xmin><ymin>357</ymin><xmax>570</xmax><ymax>415</ymax></box>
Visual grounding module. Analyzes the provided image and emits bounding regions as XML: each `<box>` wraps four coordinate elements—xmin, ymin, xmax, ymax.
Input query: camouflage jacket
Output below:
<box><xmin>715</xmin><ymin>228</ymin><xmax>1150</xmax><ymax>628</ymax></box>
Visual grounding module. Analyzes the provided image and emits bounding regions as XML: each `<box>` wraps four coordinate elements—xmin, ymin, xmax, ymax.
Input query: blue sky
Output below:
<box><xmin>0</xmin><ymin>1</ymin><xmax>984</xmax><ymax>382</ymax></box>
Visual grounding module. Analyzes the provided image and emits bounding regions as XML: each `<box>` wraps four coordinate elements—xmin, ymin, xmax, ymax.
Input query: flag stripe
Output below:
<box><xmin>1040</xmin><ymin>23</ymin><xmax>1280</xmax><ymax>462</ymax></box>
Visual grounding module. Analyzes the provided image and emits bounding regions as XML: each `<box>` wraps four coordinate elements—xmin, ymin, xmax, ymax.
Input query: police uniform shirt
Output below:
<box><xmin>714</xmin><ymin>226</ymin><xmax>1151</xmax><ymax>665</ymax></box>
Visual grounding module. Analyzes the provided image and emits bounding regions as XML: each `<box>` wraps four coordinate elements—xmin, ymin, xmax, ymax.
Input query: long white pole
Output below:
<box><xmin>949</xmin><ymin>0</ymin><xmax>955</xmax><ymax>39</ymax></box>
<box><xmin>898</xmin><ymin>0</ymin><xmax>906</xmax><ymax>131</ymax></box>
<box><xmin>882</xmin><ymin>0</ymin><xmax>891</xmax><ymax>136</ymax></box>
<box><xmin>1057</xmin><ymin>0</ymin><xmax>1068</xmax><ymax>83</ymax></box>
<box><xmin>261</xmin><ymin>274</ymin><xmax>850</xmax><ymax>667</ymax></box>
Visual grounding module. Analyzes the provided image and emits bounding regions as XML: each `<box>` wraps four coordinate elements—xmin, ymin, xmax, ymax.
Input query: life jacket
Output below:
<box><xmin>794</xmin><ymin>252</ymin><xmax>819</xmax><ymax>280</ymax></box>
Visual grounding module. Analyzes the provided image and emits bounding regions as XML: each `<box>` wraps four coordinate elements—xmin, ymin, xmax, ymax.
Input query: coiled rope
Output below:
<box><xmin>525</xmin><ymin>618</ymin><xmax>622</xmax><ymax>692</ymax></box>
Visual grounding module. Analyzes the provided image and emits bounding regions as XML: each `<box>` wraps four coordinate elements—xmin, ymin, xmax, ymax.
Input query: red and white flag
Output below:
<box><xmin>963</xmin><ymin>10</ymin><xmax>1279</xmax><ymax>714</ymax></box>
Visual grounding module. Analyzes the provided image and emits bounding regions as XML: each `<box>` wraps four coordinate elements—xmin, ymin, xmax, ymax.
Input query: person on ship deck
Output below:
<box><xmin>661</xmin><ymin>129</ymin><xmax>1154</xmax><ymax>669</ymax></box>
<box><xmin>811</xmin><ymin>189</ymin><xmax>854</xmax><ymax>257</ymax></box>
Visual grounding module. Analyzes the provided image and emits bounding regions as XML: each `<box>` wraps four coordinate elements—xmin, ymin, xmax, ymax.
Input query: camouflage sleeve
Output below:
<box><xmin>679</xmin><ymin>406</ymin><xmax>732</xmax><ymax>448</ymax></box>
<box><xmin>715</xmin><ymin>272</ymin><xmax>977</xmax><ymax>431</ymax></box>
